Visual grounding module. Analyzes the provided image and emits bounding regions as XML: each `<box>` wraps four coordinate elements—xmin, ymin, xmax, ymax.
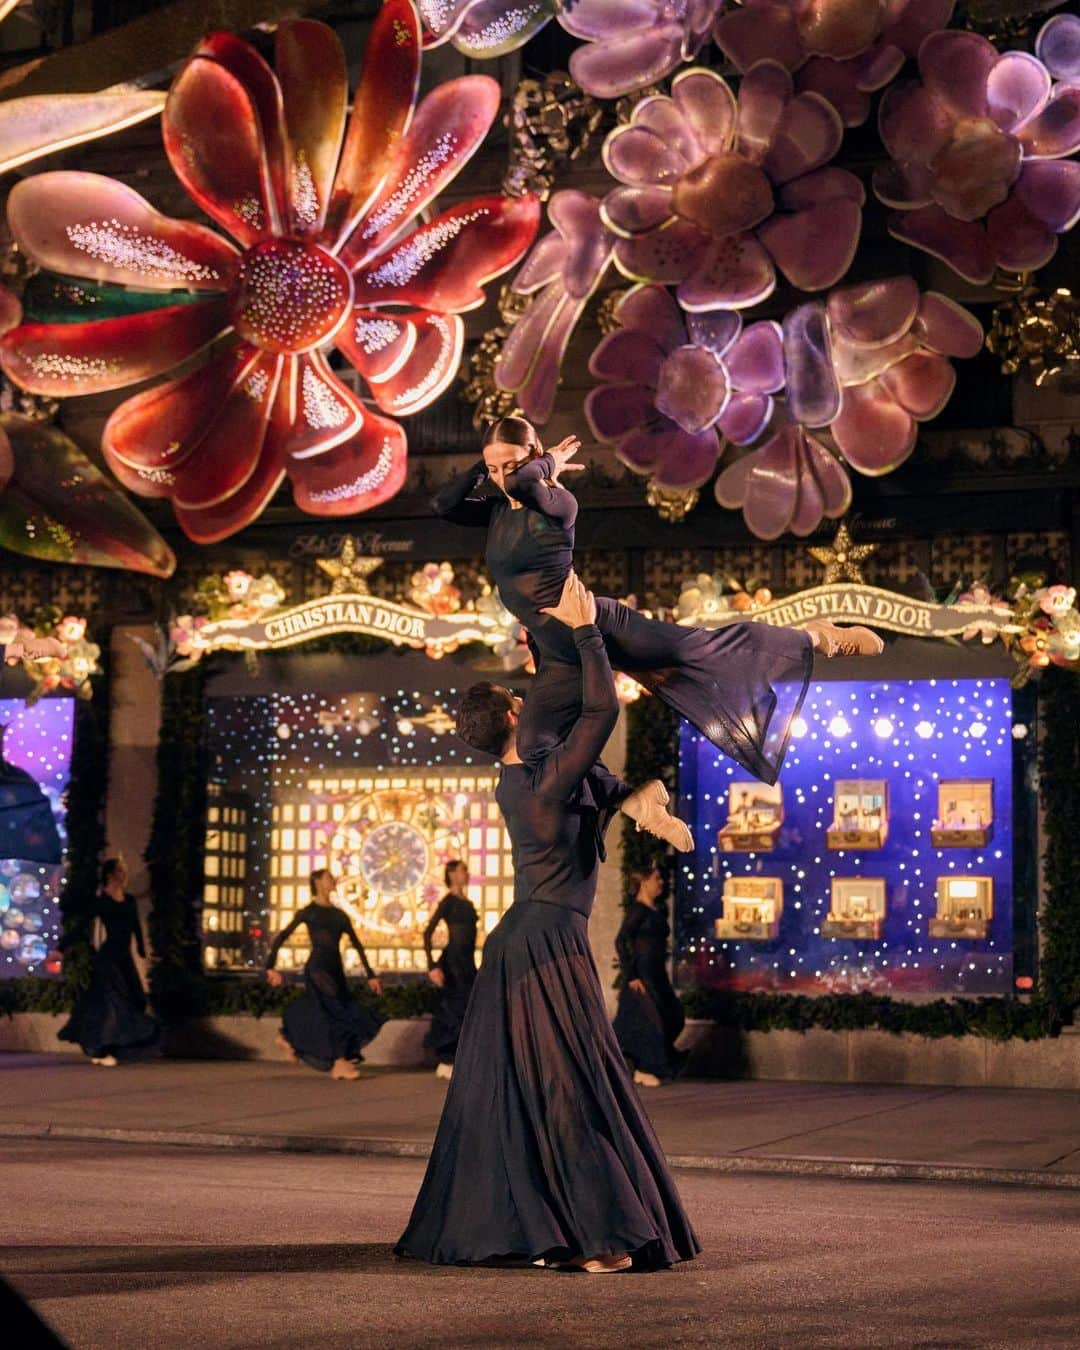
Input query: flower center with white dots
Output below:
<box><xmin>231</xmin><ymin>239</ymin><xmax>352</xmax><ymax>355</ymax></box>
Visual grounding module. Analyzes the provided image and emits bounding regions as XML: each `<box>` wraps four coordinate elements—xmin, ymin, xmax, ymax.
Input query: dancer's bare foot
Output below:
<box><xmin>633</xmin><ymin>1069</ymin><xmax>663</xmax><ymax>1088</ymax></box>
<box><xmin>569</xmin><ymin>1252</ymin><xmax>632</xmax><ymax>1273</ymax></box>
<box><xmin>435</xmin><ymin>1061</ymin><xmax>453</xmax><ymax>1080</ymax></box>
<box><xmin>275</xmin><ymin>1032</ymin><xmax>298</xmax><ymax>1063</ymax></box>
<box><xmin>330</xmin><ymin>1058</ymin><xmax>361</xmax><ymax>1080</ymax></box>
<box><xmin>805</xmin><ymin>619</ymin><xmax>883</xmax><ymax>657</ymax></box>
<box><xmin>621</xmin><ymin>780</ymin><xmax>693</xmax><ymax>852</ymax></box>
<box><xmin>90</xmin><ymin>1055</ymin><xmax>118</xmax><ymax>1068</ymax></box>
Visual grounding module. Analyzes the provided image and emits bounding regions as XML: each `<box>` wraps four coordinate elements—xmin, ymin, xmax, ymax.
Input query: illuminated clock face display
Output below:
<box><xmin>358</xmin><ymin>821</ymin><xmax>431</xmax><ymax>896</ymax></box>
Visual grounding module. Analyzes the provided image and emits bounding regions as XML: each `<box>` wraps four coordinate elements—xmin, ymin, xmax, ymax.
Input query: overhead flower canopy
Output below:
<box><xmin>1</xmin><ymin>1</ymin><xmax>539</xmax><ymax>542</ymax></box>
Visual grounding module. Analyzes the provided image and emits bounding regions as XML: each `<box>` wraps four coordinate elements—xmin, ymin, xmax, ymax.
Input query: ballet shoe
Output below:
<box><xmin>621</xmin><ymin>780</ymin><xmax>694</xmax><ymax>853</ymax></box>
<box><xmin>275</xmin><ymin>1033</ymin><xmax>299</xmax><ymax>1063</ymax></box>
<box><xmin>330</xmin><ymin>1059</ymin><xmax>362</xmax><ymax>1080</ymax></box>
<box><xmin>568</xmin><ymin>1253</ymin><xmax>633</xmax><ymax>1274</ymax></box>
<box><xmin>90</xmin><ymin>1055</ymin><xmax>118</xmax><ymax>1068</ymax></box>
<box><xmin>435</xmin><ymin>1061</ymin><xmax>453</xmax><ymax>1080</ymax></box>
<box><xmin>804</xmin><ymin>619</ymin><xmax>883</xmax><ymax>658</ymax></box>
<box><xmin>633</xmin><ymin>1069</ymin><xmax>663</xmax><ymax>1088</ymax></box>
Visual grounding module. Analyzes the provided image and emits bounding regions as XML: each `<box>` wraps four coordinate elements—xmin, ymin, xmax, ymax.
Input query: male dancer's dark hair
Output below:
<box><xmin>456</xmin><ymin>682</ymin><xmax>516</xmax><ymax>757</ymax></box>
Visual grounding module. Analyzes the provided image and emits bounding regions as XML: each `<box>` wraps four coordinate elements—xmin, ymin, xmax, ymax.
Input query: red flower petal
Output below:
<box><xmin>287</xmin><ymin>411</ymin><xmax>407</xmax><ymax>516</ymax></box>
<box><xmin>742</xmin><ymin>428</ymin><xmax>799</xmax><ymax>540</ymax></box>
<box><xmin>336</xmin><ymin>310</ymin><xmax>416</xmax><ymax>385</ymax></box>
<box><xmin>832</xmin><ymin>380</ymin><xmax>917</xmax><ymax>474</ymax></box>
<box><xmin>887</xmin><ymin>204</ymin><xmax>995</xmax><ymax>283</ymax></box>
<box><xmin>7</xmin><ymin>171</ymin><xmax>238</xmax><ymax>292</ymax></box>
<box><xmin>197</xmin><ymin>31</ymin><xmax>291</xmax><ymax>232</ymax></box>
<box><xmin>275</xmin><ymin>20</ymin><xmax>348</xmax><ymax>236</ymax></box>
<box><xmin>280</xmin><ymin>352</ymin><xmax>365</xmax><ymax>458</ymax></box>
<box><xmin>1</xmin><ymin>301</ymin><xmax>230</xmax><ymax>397</ymax></box>
<box><xmin>0</xmin><ymin>287</ymin><xmax>21</xmax><ymax>337</ymax></box>
<box><xmin>986</xmin><ymin>51</ymin><xmax>1051</xmax><ymax>133</ymax></box>
<box><xmin>351</xmin><ymin>195</ymin><xmax>541</xmax><ymax>313</ymax></box>
<box><xmin>878</xmin><ymin>350</ymin><xmax>956</xmax><ymax>419</ymax></box>
<box><xmin>757</xmin><ymin>196</ymin><xmax>861</xmax><ymax>291</ymax></box>
<box><xmin>324</xmin><ymin>0</ymin><xmax>421</xmax><ymax>248</ymax></box>
<box><xmin>339</xmin><ymin>75</ymin><xmax>502</xmax><ymax>269</ymax></box>
<box><xmin>164</xmin><ymin>57</ymin><xmax>277</xmax><ymax>247</ymax></box>
<box><xmin>360</xmin><ymin>312</ymin><xmax>464</xmax><ymax>418</ymax></box>
<box><xmin>911</xmin><ymin>292</ymin><xmax>984</xmax><ymax>358</ymax></box>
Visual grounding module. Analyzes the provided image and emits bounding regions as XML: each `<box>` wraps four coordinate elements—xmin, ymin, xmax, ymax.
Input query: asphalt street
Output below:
<box><xmin>3</xmin><ymin>1139</ymin><xmax>1079</xmax><ymax>1349</ymax></box>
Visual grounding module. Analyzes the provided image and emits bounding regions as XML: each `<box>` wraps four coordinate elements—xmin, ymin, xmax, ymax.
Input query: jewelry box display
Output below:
<box><xmin>928</xmin><ymin>876</ymin><xmax>993</xmax><ymax>940</ymax></box>
<box><xmin>822</xmin><ymin>877</ymin><xmax>887</xmax><ymax>940</ymax></box>
<box><xmin>931</xmin><ymin>779</ymin><xmax>994</xmax><ymax>848</ymax></box>
<box><xmin>715</xmin><ymin>877</ymin><xmax>783</xmax><ymax>941</ymax></box>
<box><xmin>827</xmin><ymin>779</ymin><xmax>889</xmax><ymax>850</ymax></box>
<box><xmin>719</xmin><ymin>782</ymin><xmax>783</xmax><ymax>853</ymax></box>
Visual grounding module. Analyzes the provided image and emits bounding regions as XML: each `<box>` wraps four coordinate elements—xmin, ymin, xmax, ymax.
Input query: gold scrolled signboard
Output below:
<box><xmin>678</xmin><ymin>583</ymin><xmax>1018</xmax><ymax>640</ymax></box>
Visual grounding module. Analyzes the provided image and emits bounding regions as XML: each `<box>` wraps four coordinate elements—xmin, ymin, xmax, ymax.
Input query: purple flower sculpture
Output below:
<box><xmin>716</xmin><ymin>276</ymin><xmax>983</xmax><ymax>538</ymax></box>
<box><xmin>560</xmin><ymin>0</ymin><xmax>723</xmax><ymax>100</ymax></box>
<box><xmin>875</xmin><ymin>21</ymin><xmax>1080</xmax><ymax>282</ymax></box>
<box><xmin>714</xmin><ymin>0</ymin><xmax>955</xmax><ymax>127</ymax></box>
<box><xmin>584</xmin><ymin>284</ymin><xmax>785</xmax><ymax>489</ymax></box>
<box><xmin>495</xmin><ymin>191</ymin><xmax>615</xmax><ymax>424</ymax></box>
<box><xmin>601</xmin><ymin>64</ymin><xmax>863</xmax><ymax>311</ymax></box>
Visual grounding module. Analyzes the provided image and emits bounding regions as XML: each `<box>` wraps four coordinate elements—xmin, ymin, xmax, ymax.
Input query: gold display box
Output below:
<box><xmin>715</xmin><ymin>877</ymin><xmax>782</xmax><ymax>941</ymax></box>
<box><xmin>931</xmin><ymin>779</ymin><xmax>994</xmax><ymax>848</ymax></box>
<box><xmin>928</xmin><ymin>876</ymin><xmax>993</xmax><ymax>940</ymax></box>
<box><xmin>827</xmin><ymin>779</ymin><xmax>889</xmax><ymax>850</ymax></box>
<box><xmin>719</xmin><ymin>782</ymin><xmax>783</xmax><ymax>853</ymax></box>
<box><xmin>822</xmin><ymin>877</ymin><xmax>887</xmax><ymax>940</ymax></box>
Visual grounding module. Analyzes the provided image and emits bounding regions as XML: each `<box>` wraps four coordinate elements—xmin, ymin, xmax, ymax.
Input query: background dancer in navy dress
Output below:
<box><xmin>424</xmin><ymin>860</ymin><xmax>478</xmax><ymax>1080</ymax></box>
<box><xmin>397</xmin><ymin>572</ymin><xmax>700</xmax><ymax>1273</ymax></box>
<box><xmin>265</xmin><ymin>869</ymin><xmax>385</xmax><ymax>1081</ymax></box>
<box><xmin>434</xmin><ymin>416</ymin><xmax>882</xmax><ymax>787</ymax></box>
<box><xmin>57</xmin><ymin>859</ymin><xmax>158</xmax><ymax>1067</ymax></box>
<box><xmin>613</xmin><ymin>868</ymin><xmax>686</xmax><ymax>1089</ymax></box>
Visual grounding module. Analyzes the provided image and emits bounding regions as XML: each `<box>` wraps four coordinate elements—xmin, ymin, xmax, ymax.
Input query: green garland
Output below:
<box><xmin>1038</xmin><ymin>668</ymin><xmax>1080</xmax><ymax>1021</ymax></box>
<box><xmin>145</xmin><ymin>664</ymin><xmax>211</xmax><ymax>1022</ymax></box>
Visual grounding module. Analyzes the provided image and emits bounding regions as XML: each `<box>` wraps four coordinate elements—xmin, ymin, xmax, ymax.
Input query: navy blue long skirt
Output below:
<box><xmin>59</xmin><ymin>950</ymin><xmax>159</xmax><ymax>1059</ymax></box>
<box><xmin>281</xmin><ymin>959</ymin><xmax>386</xmax><ymax>1073</ymax></box>
<box><xmin>396</xmin><ymin>900</ymin><xmax>700</xmax><ymax>1268</ymax></box>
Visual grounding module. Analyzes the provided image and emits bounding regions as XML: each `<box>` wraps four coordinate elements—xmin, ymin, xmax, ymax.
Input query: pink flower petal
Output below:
<box><xmin>7</xmin><ymin>172</ymin><xmax>238</xmax><ymax>292</ymax></box>
<box><xmin>452</xmin><ymin>0</ymin><xmax>554</xmax><ymax>56</ymax></box>
<box><xmin>928</xmin><ymin>118</ymin><xmax>1021</xmax><ymax>221</ymax></box>
<box><xmin>1036</xmin><ymin>13</ymin><xmax>1080</xmax><ymax>83</ymax></box>
<box><xmin>778</xmin><ymin>166</ymin><xmax>865</xmax><ymax>210</ymax></box>
<box><xmin>0</xmin><ymin>90</ymin><xmax>165</xmax><ymax>177</ymax></box>
<box><xmin>986</xmin><ymin>51</ymin><xmax>1051</xmax><ymax>133</ymax></box>
<box><xmin>827</xmin><ymin>276</ymin><xmax>920</xmax><ymax>347</ymax></box>
<box><xmin>615</xmin><ymin>423</ymin><xmax>677</xmax><ymax>477</ymax></box>
<box><xmin>613</xmin><ymin>283</ymin><xmax>688</xmax><ymax>353</ymax></box>
<box><xmin>588</xmin><ymin>328</ymin><xmax>666</xmax><ymax>388</ymax></box>
<box><xmin>718</xmin><ymin>390</ymin><xmax>773</xmax><ymax>445</ymax></box>
<box><xmin>569</xmin><ymin>24</ymin><xmax>688</xmax><ymax>100</ymax></box>
<box><xmin>736</xmin><ymin>60</ymin><xmax>794</xmax><ymax>165</ymax></box>
<box><xmin>556</xmin><ymin>0</ymin><xmax>658</xmax><ymax>40</ymax></box>
<box><xmin>1016</xmin><ymin>85</ymin><xmax>1080</xmax><ymax>160</ymax></box>
<box><xmin>678</xmin><ymin>232</ymin><xmax>777</xmax><ymax>311</ymax></box>
<box><xmin>911</xmin><ymin>292</ymin><xmax>984</xmax><ymax>358</ymax></box>
<box><xmin>878</xmin><ymin>350</ymin><xmax>956</xmax><ymax>419</ymax></box>
<box><xmin>872</xmin><ymin>160</ymin><xmax>934</xmax><ymax>209</ymax></box>
<box><xmin>685</xmin><ymin>310</ymin><xmax>741</xmax><ymax>361</ymax></box>
<box><xmin>649</xmin><ymin>427</ymin><xmax>722</xmax><ymax>489</ymax></box>
<box><xmin>742</xmin><ymin>429</ymin><xmax>799</xmax><ymax>540</ymax></box>
<box><xmin>919</xmin><ymin>30</ymin><xmax>998</xmax><ymax>121</ymax></box>
<box><xmin>884</xmin><ymin>0</ymin><xmax>956</xmax><ymax>58</ymax></box>
<box><xmin>654</xmin><ymin>344</ymin><xmax>730</xmax><ymax>434</ymax></box>
<box><xmin>340</xmin><ymin>75</ymin><xmax>502</xmax><ymax>269</ymax></box>
<box><xmin>804</xmin><ymin>427</ymin><xmax>852</xmax><ymax>518</ymax></box>
<box><xmin>725</xmin><ymin>320</ymin><xmax>785</xmax><ymax>393</ymax></box>
<box><xmin>830</xmin><ymin>331</ymin><xmax>918</xmax><ymax>385</ymax></box>
<box><xmin>494</xmin><ymin>285</ymin><xmax>562</xmax><ymax>395</ymax></box>
<box><xmin>546</xmin><ymin>190</ymin><xmax>615</xmax><ymax>300</ymax></box>
<box><xmin>887</xmin><ymin>204</ymin><xmax>995</xmax><ymax>284</ymax></box>
<box><xmin>713</xmin><ymin>4</ymin><xmax>805</xmax><ymax>74</ymax></box>
<box><xmin>782</xmin><ymin>300</ymin><xmax>839</xmax><ymax>428</ymax></box>
<box><xmin>1013</xmin><ymin>159</ymin><xmax>1080</xmax><ymax>232</ymax></box>
<box><xmin>831</xmin><ymin>380</ymin><xmax>917</xmax><ymax>474</ymax></box>
<box><xmin>789</xmin><ymin>444</ymin><xmax>824</xmax><ymax>536</ymax></box>
<box><xmin>757</xmin><ymin>197</ymin><xmax>862</xmax><ymax>291</ymax></box>
<box><xmin>604</xmin><ymin>123</ymin><xmax>688</xmax><ymax>188</ymax></box>
<box><xmin>585</xmin><ymin>383</ymin><xmax>656</xmax><ymax>441</ymax></box>
<box><xmin>985</xmin><ymin>194</ymin><xmax>1058</xmax><ymax>273</ymax></box>
<box><xmin>512</xmin><ymin>232</ymin><xmax>568</xmax><ymax>292</ymax></box>
<box><xmin>877</xmin><ymin>79</ymin><xmax>952</xmax><ymax>165</ymax></box>
<box><xmin>632</xmin><ymin>94</ymin><xmax>706</xmax><ymax>167</ymax></box>
<box><xmin>714</xmin><ymin>447</ymin><xmax>755</xmax><ymax>511</ymax></box>
<box><xmin>601</xmin><ymin>186</ymin><xmax>675</xmax><ymax>237</ymax></box>
<box><xmin>795</xmin><ymin>56</ymin><xmax>875</xmax><ymax>127</ymax></box>
<box><xmin>613</xmin><ymin>220</ymin><xmax>707</xmax><ymax>287</ymax></box>
<box><xmin>764</xmin><ymin>91</ymin><xmax>844</xmax><ymax>185</ymax></box>
<box><xmin>0</xmin><ymin>287</ymin><xmax>21</xmax><ymax>337</ymax></box>
<box><xmin>502</xmin><ymin>293</ymin><xmax>580</xmax><ymax>424</ymax></box>
<box><xmin>671</xmin><ymin>68</ymin><xmax>738</xmax><ymax>156</ymax></box>
<box><xmin>287</xmin><ymin>410</ymin><xmax>407</xmax><ymax>516</ymax></box>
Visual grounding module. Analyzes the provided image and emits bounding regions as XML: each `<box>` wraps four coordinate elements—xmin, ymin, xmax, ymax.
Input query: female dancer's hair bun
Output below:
<box><xmin>482</xmin><ymin>415</ymin><xmax>539</xmax><ymax>452</ymax></box>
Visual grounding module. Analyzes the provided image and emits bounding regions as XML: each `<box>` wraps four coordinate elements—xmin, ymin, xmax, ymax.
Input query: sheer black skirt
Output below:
<box><xmin>281</xmin><ymin>958</ymin><xmax>386</xmax><ymax>1072</ymax></box>
<box><xmin>59</xmin><ymin>949</ymin><xmax>159</xmax><ymax>1059</ymax></box>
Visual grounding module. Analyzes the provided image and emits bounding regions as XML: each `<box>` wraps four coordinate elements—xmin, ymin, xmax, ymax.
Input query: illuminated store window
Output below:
<box><xmin>202</xmin><ymin>784</ymin><xmax>250</xmax><ymax>968</ymax></box>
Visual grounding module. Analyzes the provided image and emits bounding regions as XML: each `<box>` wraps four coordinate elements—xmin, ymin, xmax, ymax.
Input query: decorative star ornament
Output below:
<box><xmin>317</xmin><ymin>537</ymin><xmax>383</xmax><ymax>594</ymax></box>
<box><xmin>808</xmin><ymin>523</ymin><xmax>878</xmax><ymax>585</ymax></box>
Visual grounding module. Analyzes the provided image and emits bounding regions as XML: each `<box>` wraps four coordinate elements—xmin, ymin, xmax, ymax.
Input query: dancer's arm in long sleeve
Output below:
<box><xmin>343</xmin><ymin>916</ymin><xmax>376</xmax><ymax>979</ymax></box>
<box><xmin>422</xmin><ymin>897</ymin><xmax>449</xmax><ymax>970</ymax></box>
<box><xmin>265</xmin><ymin>912</ymin><xmax>303</xmax><ymax>970</ymax></box>
<box><xmin>504</xmin><ymin>454</ymin><xmax>578</xmax><ymax>528</ymax></box>
<box><xmin>615</xmin><ymin>906</ymin><xmax>646</xmax><ymax>982</ymax></box>
<box><xmin>431</xmin><ymin>460</ymin><xmax>495</xmax><ymax>528</ymax></box>
<box><xmin>537</xmin><ymin>625</ymin><xmax>618</xmax><ymax>800</ymax></box>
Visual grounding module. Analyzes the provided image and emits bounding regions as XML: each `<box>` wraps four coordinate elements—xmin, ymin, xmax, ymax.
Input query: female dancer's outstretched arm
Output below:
<box><xmin>265</xmin><ymin>912</ymin><xmax>303</xmax><ymax>969</ymax></box>
<box><xmin>431</xmin><ymin>461</ymin><xmax>495</xmax><ymax>528</ymax></box>
<box><xmin>343</xmin><ymin>915</ymin><xmax>378</xmax><ymax>983</ymax></box>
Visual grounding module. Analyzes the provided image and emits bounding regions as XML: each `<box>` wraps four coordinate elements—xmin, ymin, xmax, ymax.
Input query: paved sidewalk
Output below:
<box><xmin>1</xmin><ymin>1055</ymin><xmax>1079</xmax><ymax>1190</ymax></box>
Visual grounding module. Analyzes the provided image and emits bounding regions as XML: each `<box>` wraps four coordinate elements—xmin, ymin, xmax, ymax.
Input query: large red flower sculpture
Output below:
<box><xmin>0</xmin><ymin>3</ymin><xmax>539</xmax><ymax>542</ymax></box>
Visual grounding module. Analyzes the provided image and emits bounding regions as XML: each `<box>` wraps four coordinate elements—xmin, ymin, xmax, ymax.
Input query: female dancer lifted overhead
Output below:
<box><xmin>434</xmin><ymin>416</ymin><xmax>882</xmax><ymax>789</ymax></box>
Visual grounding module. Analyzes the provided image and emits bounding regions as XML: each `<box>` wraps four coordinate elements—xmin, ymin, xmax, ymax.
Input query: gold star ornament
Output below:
<box><xmin>808</xmin><ymin>523</ymin><xmax>878</xmax><ymax>584</ymax></box>
<box><xmin>317</xmin><ymin>537</ymin><xmax>384</xmax><ymax>594</ymax></box>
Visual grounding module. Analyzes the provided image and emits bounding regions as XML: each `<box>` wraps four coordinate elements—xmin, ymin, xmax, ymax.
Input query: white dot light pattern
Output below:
<box><xmin>677</xmin><ymin>679</ymin><xmax>1015</xmax><ymax>996</ymax></box>
<box><xmin>0</xmin><ymin>698</ymin><xmax>75</xmax><ymax>975</ymax></box>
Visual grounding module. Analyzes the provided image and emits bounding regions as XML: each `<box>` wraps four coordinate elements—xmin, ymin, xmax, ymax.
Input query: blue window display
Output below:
<box><xmin>676</xmin><ymin>679</ymin><xmax>1015</xmax><ymax>996</ymax></box>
